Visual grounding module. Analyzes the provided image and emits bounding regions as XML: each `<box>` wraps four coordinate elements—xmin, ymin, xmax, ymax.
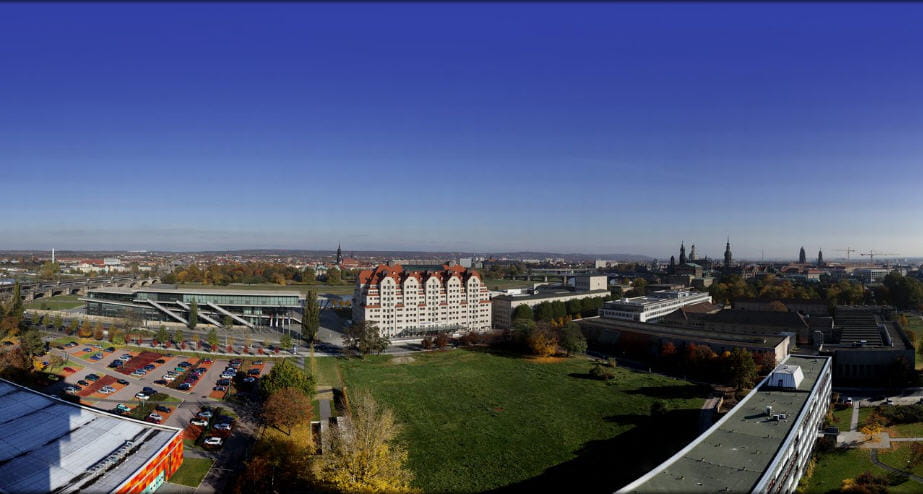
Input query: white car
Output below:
<box><xmin>214</xmin><ymin>423</ymin><xmax>232</xmax><ymax>431</ymax></box>
<box><xmin>204</xmin><ymin>437</ymin><xmax>223</xmax><ymax>446</ymax></box>
<box><xmin>135</xmin><ymin>392</ymin><xmax>150</xmax><ymax>400</ymax></box>
<box><xmin>197</xmin><ymin>410</ymin><xmax>213</xmax><ymax>418</ymax></box>
<box><xmin>162</xmin><ymin>375</ymin><xmax>176</xmax><ymax>381</ymax></box>
<box><xmin>64</xmin><ymin>386</ymin><xmax>78</xmax><ymax>394</ymax></box>
<box><xmin>191</xmin><ymin>418</ymin><xmax>208</xmax><ymax>426</ymax></box>
<box><xmin>119</xmin><ymin>354</ymin><xmax>132</xmax><ymax>361</ymax></box>
<box><xmin>148</xmin><ymin>413</ymin><xmax>163</xmax><ymax>421</ymax></box>
<box><xmin>99</xmin><ymin>386</ymin><xmax>115</xmax><ymax>394</ymax></box>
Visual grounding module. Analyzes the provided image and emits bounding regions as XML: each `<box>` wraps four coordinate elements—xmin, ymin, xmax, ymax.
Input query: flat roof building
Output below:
<box><xmin>491</xmin><ymin>286</ymin><xmax>610</xmax><ymax>330</ymax></box>
<box><xmin>0</xmin><ymin>379</ymin><xmax>183</xmax><ymax>494</ymax></box>
<box><xmin>84</xmin><ymin>286</ymin><xmax>302</xmax><ymax>329</ymax></box>
<box><xmin>600</xmin><ymin>290</ymin><xmax>712</xmax><ymax>323</ymax></box>
<box><xmin>618</xmin><ymin>355</ymin><xmax>832</xmax><ymax>493</ymax></box>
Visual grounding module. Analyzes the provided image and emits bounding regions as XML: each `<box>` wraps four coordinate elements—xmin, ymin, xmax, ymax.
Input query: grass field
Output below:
<box><xmin>800</xmin><ymin>446</ymin><xmax>923</xmax><ymax>494</ymax></box>
<box><xmin>24</xmin><ymin>294</ymin><xmax>83</xmax><ymax>310</ymax></box>
<box><xmin>170</xmin><ymin>457</ymin><xmax>213</xmax><ymax>487</ymax></box>
<box><xmin>312</xmin><ymin>355</ymin><xmax>344</xmax><ymax>387</ymax></box>
<box><xmin>338</xmin><ymin>349</ymin><xmax>706</xmax><ymax>493</ymax></box>
<box><xmin>482</xmin><ymin>278</ymin><xmax>548</xmax><ymax>291</ymax></box>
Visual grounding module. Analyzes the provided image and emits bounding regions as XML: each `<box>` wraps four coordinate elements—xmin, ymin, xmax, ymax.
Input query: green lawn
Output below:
<box><xmin>170</xmin><ymin>457</ymin><xmax>213</xmax><ymax>487</ymax></box>
<box><xmin>24</xmin><ymin>294</ymin><xmax>84</xmax><ymax>310</ymax></box>
<box><xmin>339</xmin><ymin>349</ymin><xmax>706</xmax><ymax>493</ymax></box>
<box><xmin>312</xmin><ymin>355</ymin><xmax>343</xmax><ymax>387</ymax></box>
<box><xmin>800</xmin><ymin>448</ymin><xmax>878</xmax><ymax>493</ymax></box>
<box><xmin>831</xmin><ymin>406</ymin><xmax>854</xmax><ymax>430</ymax></box>
<box><xmin>482</xmin><ymin>278</ymin><xmax>546</xmax><ymax>290</ymax></box>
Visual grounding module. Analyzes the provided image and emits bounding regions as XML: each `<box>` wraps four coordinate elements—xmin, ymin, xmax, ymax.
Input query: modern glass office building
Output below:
<box><xmin>83</xmin><ymin>286</ymin><xmax>302</xmax><ymax>328</ymax></box>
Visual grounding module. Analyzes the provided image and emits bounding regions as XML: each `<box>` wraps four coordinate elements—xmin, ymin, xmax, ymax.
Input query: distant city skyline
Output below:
<box><xmin>3</xmin><ymin>4</ymin><xmax>923</xmax><ymax>257</ymax></box>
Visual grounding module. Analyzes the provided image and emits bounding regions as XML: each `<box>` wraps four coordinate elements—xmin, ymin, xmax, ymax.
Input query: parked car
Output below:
<box><xmin>65</xmin><ymin>386</ymin><xmax>79</xmax><ymax>394</ymax></box>
<box><xmin>191</xmin><ymin>418</ymin><xmax>208</xmax><ymax>426</ymax></box>
<box><xmin>155</xmin><ymin>359</ymin><xmax>166</xmax><ymax>364</ymax></box>
<box><xmin>142</xmin><ymin>387</ymin><xmax>155</xmax><ymax>395</ymax></box>
<box><xmin>82</xmin><ymin>347</ymin><xmax>92</xmax><ymax>352</ymax></box>
<box><xmin>116</xmin><ymin>379</ymin><xmax>129</xmax><ymax>385</ymax></box>
<box><xmin>105</xmin><ymin>347</ymin><xmax>115</xmax><ymax>352</ymax></box>
<box><xmin>119</xmin><ymin>354</ymin><xmax>132</xmax><ymax>361</ymax></box>
<box><xmin>63</xmin><ymin>367</ymin><xmax>76</xmax><ymax>373</ymax></box>
<box><xmin>143</xmin><ymin>364</ymin><xmax>156</xmax><ymax>371</ymax></box>
<box><xmin>77</xmin><ymin>380</ymin><xmax>89</xmax><ymax>386</ymax></box>
<box><xmin>202</xmin><ymin>358</ymin><xmax>213</xmax><ymax>364</ymax></box>
<box><xmin>155</xmin><ymin>405</ymin><xmax>172</xmax><ymax>413</ymax></box>
<box><xmin>204</xmin><ymin>437</ymin><xmax>223</xmax><ymax>446</ymax></box>
<box><xmin>163</xmin><ymin>375</ymin><xmax>176</xmax><ymax>382</ymax></box>
<box><xmin>242</xmin><ymin>377</ymin><xmax>256</xmax><ymax>383</ymax></box>
<box><xmin>135</xmin><ymin>392</ymin><xmax>149</xmax><ymax>400</ymax></box>
<box><xmin>100</xmin><ymin>386</ymin><xmax>116</xmax><ymax>394</ymax></box>
<box><xmin>217</xmin><ymin>379</ymin><xmax>231</xmax><ymax>386</ymax></box>
<box><xmin>148</xmin><ymin>412</ymin><xmax>163</xmax><ymax>421</ymax></box>
<box><xmin>213</xmin><ymin>386</ymin><xmax>227</xmax><ymax>392</ymax></box>
<box><xmin>178</xmin><ymin>383</ymin><xmax>191</xmax><ymax>390</ymax></box>
<box><xmin>252</xmin><ymin>360</ymin><xmax>263</xmax><ymax>365</ymax></box>
<box><xmin>197</xmin><ymin>410</ymin><xmax>213</xmax><ymax>418</ymax></box>
<box><xmin>115</xmin><ymin>403</ymin><xmax>130</xmax><ymax>412</ymax></box>
<box><xmin>214</xmin><ymin>422</ymin><xmax>232</xmax><ymax>431</ymax></box>
<box><xmin>86</xmin><ymin>373</ymin><xmax>100</xmax><ymax>381</ymax></box>
<box><xmin>153</xmin><ymin>379</ymin><xmax>168</xmax><ymax>385</ymax></box>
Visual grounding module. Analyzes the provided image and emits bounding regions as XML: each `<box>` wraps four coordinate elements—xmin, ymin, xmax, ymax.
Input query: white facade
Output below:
<box><xmin>352</xmin><ymin>264</ymin><xmax>491</xmax><ymax>337</ymax></box>
<box><xmin>600</xmin><ymin>289</ymin><xmax>712</xmax><ymax>322</ymax></box>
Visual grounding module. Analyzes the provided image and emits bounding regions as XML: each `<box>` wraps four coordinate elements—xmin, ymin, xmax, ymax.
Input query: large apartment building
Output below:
<box><xmin>352</xmin><ymin>263</ymin><xmax>491</xmax><ymax>337</ymax></box>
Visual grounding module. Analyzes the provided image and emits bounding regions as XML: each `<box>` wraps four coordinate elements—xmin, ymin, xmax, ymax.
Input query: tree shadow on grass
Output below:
<box><xmin>486</xmin><ymin>409</ymin><xmax>702</xmax><ymax>494</ymax></box>
<box><xmin>625</xmin><ymin>384</ymin><xmax>710</xmax><ymax>400</ymax></box>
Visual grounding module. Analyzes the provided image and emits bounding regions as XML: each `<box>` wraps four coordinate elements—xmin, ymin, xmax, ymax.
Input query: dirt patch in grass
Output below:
<box><xmin>391</xmin><ymin>356</ymin><xmax>416</xmax><ymax>364</ymax></box>
<box><xmin>529</xmin><ymin>356</ymin><xmax>567</xmax><ymax>364</ymax></box>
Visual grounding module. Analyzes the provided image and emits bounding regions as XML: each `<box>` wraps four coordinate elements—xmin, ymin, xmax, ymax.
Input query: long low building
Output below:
<box><xmin>600</xmin><ymin>290</ymin><xmax>712</xmax><ymax>323</ymax></box>
<box><xmin>618</xmin><ymin>355</ymin><xmax>832</xmax><ymax>493</ymax></box>
<box><xmin>83</xmin><ymin>286</ymin><xmax>302</xmax><ymax>329</ymax></box>
<box><xmin>579</xmin><ymin>317</ymin><xmax>792</xmax><ymax>365</ymax></box>
<box><xmin>491</xmin><ymin>285</ymin><xmax>611</xmax><ymax>330</ymax></box>
<box><xmin>0</xmin><ymin>379</ymin><xmax>184</xmax><ymax>493</ymax></box>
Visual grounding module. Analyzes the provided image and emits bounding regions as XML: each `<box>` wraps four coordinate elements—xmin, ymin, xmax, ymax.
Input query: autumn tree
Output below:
<box><xmin>262</xmin><ymin>387</ymin><xmax>313</xmax><ymax>435</ymax></box>
<box><xmin>527</xmin><ymin>325</ymin><xmax>558</xmax><ymax>357</ymax></box>
<box><xmin>78</xmin><ymin>320</ymin><xmax>93</xmax><ymax>338</ymax></box>
<box><xmin>174</xmin><ymin>328</ymin><xmax>184</xmax><ymax>346</ymax></box>
<box><xmin>434</xmin><ymin>332</ymin><xmax>449</xmax><ymax>350</ymax></box>
<box><xmin>316</xmin><ymin>390</ymin><xmax>415</xmax><ymax>493</ymax></box>
<box><xmin>326</xmin><ymin>267</ymin><xmax>342</xmax><ymax>284</ymax></box>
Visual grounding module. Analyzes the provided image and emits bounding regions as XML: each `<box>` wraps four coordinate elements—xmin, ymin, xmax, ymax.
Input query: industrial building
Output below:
<box><xmin>599</xmin><ymin>289</ymin><xmax>712</xmax><ymax>323</ymax></box>
<box><xmin>618</xmin><ymin>355</ymin><xmax>832</xmax><ymax>493</ymax></box>
<box><xmin>83</xmin><ymin>286</ymin><xmax>302</xmax><ymax>329</ymax></box>
<box><xmin>0</xmin><ymin>379</ymin><xmax>184</xmax><ymax>494</ymax></box>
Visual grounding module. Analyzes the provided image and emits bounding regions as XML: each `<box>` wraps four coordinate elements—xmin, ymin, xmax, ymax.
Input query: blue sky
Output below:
<box><xmin>2</xmin><ymin>3</ymin><xmax>922</xmax><ymax>259</ymax></box>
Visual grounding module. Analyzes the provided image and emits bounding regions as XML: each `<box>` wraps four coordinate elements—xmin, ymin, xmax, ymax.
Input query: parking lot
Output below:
<box><xmin>52</xmin><ymin>342</ymin><xmax>273</xmax><ymax>432</ymax></box>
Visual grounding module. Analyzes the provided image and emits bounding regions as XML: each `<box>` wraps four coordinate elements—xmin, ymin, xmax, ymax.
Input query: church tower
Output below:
<box><xmin>336</xmin><ymin>243</ymin><xmax>343</xmax><ymax>265</ymax></box>
<box><xmin>799</xmin><ymin>246</ymin><xmax>806</xmax><ymax>264</ymax></box>
<box><xmin>669</xmin><ymin>255</ymin><xmax>676</xmax><ymax>274</ymax></box>
<box><xmin>817</xmin><ymin>249</ymin><xmax>824</xmax><ymax>267</ymax></box>
<box><xmin>679</xmin><ymin>242</ymin><xmax>687</xmax><ymax>265</ymax></box>
<box><xmin>689</xmin><ymin>244</ymin><xmax>696</xmax><ymax>262</ymax></box>
<box><xmin>724</xmin><ymin>239</ymin><xmax>733</xmax><ymax>270</ymax></box>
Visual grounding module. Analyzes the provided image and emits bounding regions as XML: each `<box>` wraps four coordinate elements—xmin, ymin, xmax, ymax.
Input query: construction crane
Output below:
<box><xmin>834</xmin><ymin>248</ymin><xmax>857</xmax><ymax>260</ymax></box>
<box><xmin>859</xmin><ymin>250</ymin><xmax>899</xmax><ymax>263</ymax></box>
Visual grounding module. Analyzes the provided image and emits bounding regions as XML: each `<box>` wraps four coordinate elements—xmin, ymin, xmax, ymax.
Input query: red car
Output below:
<box><xmin>63</xmin><ymin>367</ymin><xmax>76</xmax><ymax>373</ymax></box>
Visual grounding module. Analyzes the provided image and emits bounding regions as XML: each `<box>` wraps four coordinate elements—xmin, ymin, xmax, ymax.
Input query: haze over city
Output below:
<box><xmin>3</xmin><ymin>3</ymin><xmax>923</xmax><ymax>257</ymax></box>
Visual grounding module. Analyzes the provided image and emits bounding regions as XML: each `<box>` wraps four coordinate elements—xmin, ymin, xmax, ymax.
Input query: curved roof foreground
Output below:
<box><xmin>0</xmin><ymin>379</ymin><xmax>181</xmax><ymax>494</ymax></box>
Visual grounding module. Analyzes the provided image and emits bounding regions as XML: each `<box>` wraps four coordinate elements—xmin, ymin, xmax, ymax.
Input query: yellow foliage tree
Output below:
<box><xmin>316</xmin><ymin>391</ymin><xmax>416</xmax><ymax>493</ymax></box>
<box><xmin>527</xmin><ymin>327</ymin><xmax>558</xmax><ymax>357</ymax></box>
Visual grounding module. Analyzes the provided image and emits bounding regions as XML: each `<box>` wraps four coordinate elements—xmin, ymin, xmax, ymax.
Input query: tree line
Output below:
<box><xmin>511</xmin><ymin>295</ymin><xmax>612</xmax><ymax>327</ymax></box>
<box><xmin>162</xmin><ymin>262</ymin><xmax>353</xmax><ymax>286</ymax></box>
